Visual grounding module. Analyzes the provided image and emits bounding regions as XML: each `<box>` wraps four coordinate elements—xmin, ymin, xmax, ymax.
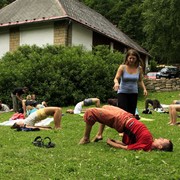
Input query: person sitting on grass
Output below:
<box><xmin>11</xmin><ymin>107</ymin><xmax>62</xmax><ymax>130</ymax></box>
<box><xmin>0</xmin><ymin>100</ymin><xmax>12</xmax><ymax>113</ymax></box>
<box><xmin>66</xmin><ymin>98</ymin><xmax>100</xmax><ymax>114</ymax></box>
<box><xmin>79</xmin><ymin>105</ymin><xmax>173</xmax><ymax>152</ymax></box>
<box><xmin>22</xmin><ymin>94</ymin><xmax>46</xmax><ymax>117</ymax></box>
<box><xmin>143</xmin><ymin>98</ymin><xmax>169</xmax><ymax>114</ymax></box>
<box><xmin>31</xmin><ymin>94</ymin><xmax>48</xmax><ymax>107</ymax></box>
<box><xmin>168</xmin><ymin>104</ymin><xmax>180</xmax><ymax>125</ymax></box>
<box><xmin>143</xmin><ymin>98</ymin><xmax>162</xmax><ymax>113</ymax></box>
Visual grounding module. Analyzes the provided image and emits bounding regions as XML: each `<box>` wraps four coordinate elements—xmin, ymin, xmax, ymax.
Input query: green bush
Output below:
<box><xmin>0</xmin><ymin>45</ymin><xmax>124</xmax><ymax>107</ymax></box>
<box><xmin>149</xmin><ymin>59</ymin><xmax>158</xmax><ymax>72</ymax></box>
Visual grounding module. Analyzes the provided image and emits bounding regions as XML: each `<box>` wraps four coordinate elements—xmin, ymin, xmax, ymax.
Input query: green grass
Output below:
<box><xmin>0</xmin><ymin>91</ymin><xmax>180</xmax><ymax>180</ymax></box>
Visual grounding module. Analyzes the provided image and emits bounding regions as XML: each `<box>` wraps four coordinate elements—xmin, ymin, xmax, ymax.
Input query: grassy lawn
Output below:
<box><xmin>0</xmin><ymin>91</ymin><xmax>180</xmax><ymax>180</ymax></box>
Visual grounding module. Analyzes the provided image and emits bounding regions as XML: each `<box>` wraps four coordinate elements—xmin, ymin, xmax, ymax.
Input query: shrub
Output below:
<box><xmin>0</xmin><ymin>45</ymin><xmax>124</xmax><ymax>107</ymax></box>
<box><xmin>149</xmin><ymin>59</ymin><xmax>158</xmax><ymax>72</ymax></box>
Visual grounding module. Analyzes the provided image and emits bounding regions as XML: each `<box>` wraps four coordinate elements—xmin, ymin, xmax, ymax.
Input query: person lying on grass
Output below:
<box><xmin>11</xmin><ymin>107</ymin><xmax>62</xmax><ymax>130</ymax></box>
<box><xmin>168</xmin><ymin>104</ymin><xmax>180</xmax><ymax>125</ymax></box>
<box><xmin>79</xmin><ymin>105</ymin><xmax>173</xmax><ymax>152</ymax></box>
<box><xmin>66</xmin><ymin>98</ymin><xmax>100</xmax><ymax>114</ymax></box>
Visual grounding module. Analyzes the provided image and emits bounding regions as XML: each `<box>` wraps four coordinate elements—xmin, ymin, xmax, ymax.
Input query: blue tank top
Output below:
<box><xmin>118</xmin><ymin>67</ymin><xmax>140</xmax><ymax>94</ymax></box>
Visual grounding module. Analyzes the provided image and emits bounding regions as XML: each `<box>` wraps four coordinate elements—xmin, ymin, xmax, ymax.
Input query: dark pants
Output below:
<box><xmin>117</xmin><ymin>93</ymin><xmax>138</xmax><ymax>115</ymax></box>
<box><xmin>11</xmin><ymin>93</ymin><xmax>22</xmax><ymax>112</ymax></box>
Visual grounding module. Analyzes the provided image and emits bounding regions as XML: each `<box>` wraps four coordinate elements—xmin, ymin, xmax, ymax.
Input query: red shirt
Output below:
<box><xmin>122</xmin><ymin>119</ymin><xmax>153</xmax><ymax>151</ymax></box>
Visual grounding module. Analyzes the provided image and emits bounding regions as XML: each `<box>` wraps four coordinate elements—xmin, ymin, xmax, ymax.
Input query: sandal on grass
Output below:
<box><xmin>43</xmin><ymin>137</ymin><xmax>55</xmax><ymax>148</ymax></box>
<box><xmin>32</xmin><ymin>136</ymin><xmax>44</xmax><ymax>147</ymax></box>
<box><xmin>32</xmin><ymin>136</ymin><xmax>55</xmax><ymax>148</ymax></box>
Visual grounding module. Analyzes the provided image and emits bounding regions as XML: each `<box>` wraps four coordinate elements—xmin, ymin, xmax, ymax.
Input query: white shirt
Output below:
<box><xmin>74</xmin><ymin>102</ymin><xmax>83</xmax><ymax>114</ymax></box>
<box><xmin>0</xmin><ymin>104</ymin><xmax>10</xmax><ymax>112</ymax></box>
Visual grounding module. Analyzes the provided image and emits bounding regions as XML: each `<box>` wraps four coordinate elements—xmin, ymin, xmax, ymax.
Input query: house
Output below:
<box><xmin>0</xmin><ymin>0</ymin><xmax>150</xmax><ymax>68</ymax></box>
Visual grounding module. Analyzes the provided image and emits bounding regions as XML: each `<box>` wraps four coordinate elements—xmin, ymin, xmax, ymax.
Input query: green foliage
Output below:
<box><xmin>0</xmin><ymin>91</ymin><xmax>180</xmax><ymax>179</ymax></box>
<box><xmin>0</xmin><ymin>45</ymin><xmax>124</xmax><ymax>107</ymax></box>
<box><xmin>0</xmin><ymin>0</ymin><xmax>15</xmax><ymax>8</ymax></box>
<box><xmin>118</xmin><ymin>1</ymin><xmax>145</xmax><ymax>45</ymax></box>
<box><xmin>80</xmin><ymin>0</ymin><xmax>145</xmax><ymax>47</ymax></box>
<box><xmin>142</xmin><ymin>0</ymin><xmax>180</xmax><ymax>63</ymax></box>
<box><xmin>149</xmin><ymin>59</ymin><xmax>158</xmax><ymax>72</ymax></box>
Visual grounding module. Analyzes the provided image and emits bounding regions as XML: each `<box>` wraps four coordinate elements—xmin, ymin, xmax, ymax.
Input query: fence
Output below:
<box><xmin>144</xmin><ymin>78</ymin><xmax>180</xmax><ymax>92</ymax></box>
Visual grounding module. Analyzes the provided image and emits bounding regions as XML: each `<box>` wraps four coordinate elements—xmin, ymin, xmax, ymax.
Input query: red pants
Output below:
<box><xmin>84</xmin><ymin>105</ymin><xmax>134</xmax><ymax>133</ymax></box>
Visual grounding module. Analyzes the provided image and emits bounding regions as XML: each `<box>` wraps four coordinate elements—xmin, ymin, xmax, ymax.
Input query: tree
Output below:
<box><xmin>0</xmin><ymin>0</ymin><xmax>15</xmax><ymax>9</ymax></box>
<box><xmin>142</xmin><ymin>0</ymin><xmax>180</xmax><ymax>64</ymax></box>
<box><xmin>80</xmin><ymin>0</ymin><xmax>118</xmax><ymax>24</ymax></box>
<box><xmin>118</xmin><ymin>0</ymin><xmax>145</xmax><ymax>45</ymax></box>
<box><xmin>80</xmin><ymin>0</ymin><xmax>145</xmax><ymax>48</ymax></box>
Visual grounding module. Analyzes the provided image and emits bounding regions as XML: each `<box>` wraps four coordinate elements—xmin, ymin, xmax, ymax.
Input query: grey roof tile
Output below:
<box><xmin>0</xmin><ymin>0</ymin><xmax>65</xmax><ymax>23</ymax></box>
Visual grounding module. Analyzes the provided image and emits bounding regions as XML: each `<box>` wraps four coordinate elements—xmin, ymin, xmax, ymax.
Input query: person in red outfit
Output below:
<box><xmin>79</xmin><ymin>105</ymin><xmax>173</xmax><ymax>152</ymax></box>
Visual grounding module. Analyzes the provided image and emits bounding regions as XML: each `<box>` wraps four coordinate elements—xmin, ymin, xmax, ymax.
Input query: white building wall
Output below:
<box><xmin>0</xmin><ymin>22</ymin><xmax>93</xmax><ymax>58</ymax></box>
<box><xmin>72</xmin><ymin>22</ymin><xmax>92</xmax><ymax>50</ymax></box>
<box><xmin>20</xmin><ymin>23</ymin><xmax>54</xmax><ymax>47</ymax></box>
<box><xmin>0</xmin><ymin>32</ymin><xmax>9</xmax><ymax>58</ymax></box>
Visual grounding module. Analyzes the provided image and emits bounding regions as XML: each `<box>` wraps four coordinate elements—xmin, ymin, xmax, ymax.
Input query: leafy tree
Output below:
<box><xmin>149</xmin><ymin>59</ymin><xmax>158</xmax><ymax>72</ymax></box>
<box><xmin>0</xmin><ymin>0</ymin><xmax>15</xmax><ymax>9</ymax></box>
<box><xmin>142</xmin><ymin>0</ymin><xmax>180</xmax><ymax>64</ymax></box>
<box><xmin>80</xmin><ymin>0</ymin><xmax>145</xmax><ymax>48</ymax></box>
<box><xmin>118</xmin><ymin>0</ymin><xmax>144</xmax><ymax>45</ymax></box>
<box><xmin>80</xmin><ymin>0</ymin><xmax>118</xmax><ymax>24</ymax></box>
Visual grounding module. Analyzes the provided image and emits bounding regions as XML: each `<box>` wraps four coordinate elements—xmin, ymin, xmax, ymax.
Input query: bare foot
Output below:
<box><xmin>79</xmin><ymin>138</ymin><xmax>90</xmax><ymax>145</ymax></box>
<box><xmin>54</xmin><ymin>127</ymin><xmax>62</xmax><ymax>130</ymax></box>
<box><xmin>92</xmin><ymin>136</ymin><xmax>103</xmax><ymax>142</ymax></box>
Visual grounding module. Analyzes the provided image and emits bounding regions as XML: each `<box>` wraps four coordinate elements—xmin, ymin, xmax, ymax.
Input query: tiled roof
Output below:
<box><xmin>0</xmin><ymin>0</ymin><xmax>65</xmax><ymax>23</ymax></box>
<box><xmin>0</xmin><ymin>0</ymin><xmax>149</xmax><ymax>55</ymax></box>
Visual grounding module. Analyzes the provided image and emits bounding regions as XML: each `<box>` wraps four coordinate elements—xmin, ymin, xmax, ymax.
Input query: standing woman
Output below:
<box><xmin>113</xmin><ymin>49</ymin><xmax>147</xmax><ymax>115</ymax></box>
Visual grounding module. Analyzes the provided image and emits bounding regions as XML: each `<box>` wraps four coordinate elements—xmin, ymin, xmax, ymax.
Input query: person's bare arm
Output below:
<box><xmin>26</xmin><ymin>125</ymin><xmax>52</xmax><ymax>130</ymax></box>
<box><xmin>22</xmin><ymin>100</ymin><xmax>27</xmax><ymax>116</ymax></box>
<box><xmin>106</xmin><ymin>138</ymin><xmax>128</xmax><ymax>150</ymax></box>
<box><xmin>113</xmin><ymin>65</ymin><xmax>124</xmax><ymax>91</ymax></box>
<box><xmin>138</xmin><ymin>66</ymin><xmax>148</xmax><ymax>96</ymax></box>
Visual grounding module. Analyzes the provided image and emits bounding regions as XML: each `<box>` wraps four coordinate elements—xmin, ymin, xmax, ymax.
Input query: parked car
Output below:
<box><xmin>144</xmin><ymin>72</ymin><xmax>157</xmax><ymax>79</ymax></box>
<box><xmin>156</xmin><ymin>66</ymin><xmax>180</xmax><ymax>79</ymax></box>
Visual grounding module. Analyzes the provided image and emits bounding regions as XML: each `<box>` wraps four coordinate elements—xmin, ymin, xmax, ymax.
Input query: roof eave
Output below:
<box><xmin>0</xmin><ymin>15</ymin><xmax>69</xmax><ymax>27</ymax></box>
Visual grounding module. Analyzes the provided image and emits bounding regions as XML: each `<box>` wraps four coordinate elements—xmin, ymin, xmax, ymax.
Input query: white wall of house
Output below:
<box><xmin>20</xmin><ymin>23</ymin><xmax>54</xmax><ymax>47</ymax></box>
<box><xmin>72</xmin><ymin>22</ymin><xmax>92</xmax><ymax>50</ymax></box>
<box><xmin>0</xmin><ymin>32</ymin><xmax>9</xmax><ymax>58</ymax></box>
